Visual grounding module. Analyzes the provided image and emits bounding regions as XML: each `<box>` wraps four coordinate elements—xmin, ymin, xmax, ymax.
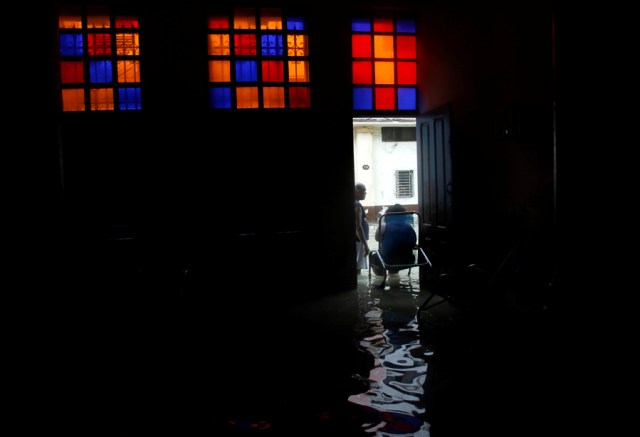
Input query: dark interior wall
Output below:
<box><xmin>48</xmin><ymin>0</ymin><xmax>358</xmax><ymax>295</ymax></box>
<box><xmin>33</xmin><ymin>0</ymin><xmax>555</xmax><ymax>294</ymax></box>
<box><xmin>418</xmin><ymin>0</ymin><xmax>555</xmax><ymax>266</ymax></box>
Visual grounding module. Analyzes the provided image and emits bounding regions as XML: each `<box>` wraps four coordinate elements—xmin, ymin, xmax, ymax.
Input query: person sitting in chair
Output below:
<box><xmin>371</xmin><ymin>204</ymin><xmax>417</xmax><ymax>276</ymax></box>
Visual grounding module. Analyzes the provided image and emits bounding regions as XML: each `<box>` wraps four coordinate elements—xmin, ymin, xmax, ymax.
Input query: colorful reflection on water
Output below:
<box><xmin>349</xmin><ymin>272</ymin><xmax>432</xmax><ymax>436</ymax></box>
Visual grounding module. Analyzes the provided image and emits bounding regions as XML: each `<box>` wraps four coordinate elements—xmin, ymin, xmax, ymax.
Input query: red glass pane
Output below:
<box><xmin>289</xmin><ymin>87</ymin><xmax>310</xmax><ymax>108</ymax></box>
<box><xmin>60</xmin><ymin>61</ymin><xmax>84</xmax><ymax>83</ymax></box>
<box><xmin>209</xmin><ymin>16</ymin><xmax>229</xmax><ymax>29</ymax></box>
<box><xmin>373</xmin><ymin>18</ymin><xmax>393</xmax><ymax>32</ymax></box>
<box><xmin>262</xmin><ymin>60</ymin><xmax>284</xmax><ymax>81</ymax></box>
<box><xmin>115</xmin><ymin>17</ymin><xmax>138</xmax><ymax>28</ymax></box>
<box><xmin>352</xmin><ymin>35</ymin><xmax>371</xmax><ymax>58</ymax></box>
<box><xmin>397</xmin><ymin>62</ymin><xmax>416</xmax><ymax>84</ymax></box>
<box><xmin>375</xmin><ymin>87</ymin><xmax>395</xmax><ymax>110</ymax></box>
<box><xmin>397</xmin><ymin>35</ymin><xmax>416</xmax><ymax>59</ymax></box>
<box><xmin>352</xmin><ymin>61</ymin><xmax>372</xmax><ymax>84</ymax></box>
<box><xmin>88</xmin><ymin>33</ymin><xmax>111</xmax><ymax>56</ymax></box>
<box><xmin>234</xmin><ymin>34</ymin><xmax>256</xmax><ymax>55</ymax></box>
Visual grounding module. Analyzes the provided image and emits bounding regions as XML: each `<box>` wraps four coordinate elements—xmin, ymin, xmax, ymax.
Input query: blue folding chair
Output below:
<box><xmin>368</xmin><ymin>211</ymin><xmax>432</xmax><ymax>288</ymax></box>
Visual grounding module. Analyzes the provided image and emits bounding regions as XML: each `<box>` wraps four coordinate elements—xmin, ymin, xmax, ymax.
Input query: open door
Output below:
<box><xmin>416</xmin><ymin>104</ymin><xmax>453</xmax><ymax>279</ymax></box>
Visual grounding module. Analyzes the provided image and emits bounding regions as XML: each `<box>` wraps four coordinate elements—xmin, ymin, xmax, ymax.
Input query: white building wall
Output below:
<box><xmin>353</xmin><ymin>120</ymin><xmax>417</xmax><ymax>214</ymax></box>
<box><xmin>354</xmin><ymin>127</ymin><xmax>376</xmax><ymax>208</ymax></box>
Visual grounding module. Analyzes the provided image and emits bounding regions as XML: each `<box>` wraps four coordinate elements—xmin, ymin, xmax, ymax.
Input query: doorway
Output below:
<box><xmin>353</xmin><ymin>116</ymin><xmax>417</xmax><ymax>251</ymax></box>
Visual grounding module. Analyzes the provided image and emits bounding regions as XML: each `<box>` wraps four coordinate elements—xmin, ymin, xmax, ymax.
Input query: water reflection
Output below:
<box><xmin>350</xmin><ymin>275</ymin><xmax>432</xmax><ymax>436</ymax></box>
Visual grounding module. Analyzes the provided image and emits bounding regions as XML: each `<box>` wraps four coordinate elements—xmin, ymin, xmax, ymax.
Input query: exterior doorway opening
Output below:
<box><xmin>353</xmin><ymin>116</ymin><xmax>418</xmax><ymax>251</ymax></box>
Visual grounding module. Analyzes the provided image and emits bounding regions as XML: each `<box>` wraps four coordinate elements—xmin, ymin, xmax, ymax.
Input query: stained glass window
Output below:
<box><xmin>208</xmin><ymin>8</ymin><xmax>310</xmax><ymax>109</ymax></box>
<box><xmin>352</xmin><ymin>17</ymin><xmax>417</xmax><ymax>112</ymax></box>
<box><xmin>58</xmin><ymin>5</ymin><xmax>142</xmax><ymax>111</ymax></box>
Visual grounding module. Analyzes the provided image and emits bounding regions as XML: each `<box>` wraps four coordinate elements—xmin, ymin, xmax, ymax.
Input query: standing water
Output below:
<box><xmin>350</xmin><ymin>269</ymin><xmax>433</xmax><ymax>436</ymax></box>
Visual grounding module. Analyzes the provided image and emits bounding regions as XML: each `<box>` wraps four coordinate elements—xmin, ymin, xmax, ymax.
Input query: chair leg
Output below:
<box><xmin>417</xmin><ymin>293</ymin><xmax>450</xmax><ymax>313</ymax></box>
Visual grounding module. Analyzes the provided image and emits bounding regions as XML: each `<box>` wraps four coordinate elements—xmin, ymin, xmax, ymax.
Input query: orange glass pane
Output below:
<box><xmin>263</xmin><ymin>87</ymin><xmax>285</xmax><ymax>108</ymax></box>
<box><xmin>208</xmin><ymin>16</ymin><xmax>229</xmax><ymax>29</ymax></box>
<box><xmin>235</xmin><ymin>34</ymin><xmax>256</xmax><ymax>56</ymax></box>
<box><xmin>87</xmin><ymin>6</ymin><xmax>110</xmax><ymax>28</ymax></box>
<box><xmin>289</xmin><ymin>87</ymin><xmax>310</xmax><ymax>108</ymax></box>
<box><xmin>260</xmin><ymin>9</ymin><xmax>282</xmax><ymax>29</ymax></box>
<box><xmin>62</xmin><ymin>89</ymin><xmax>85</xmax><ymax>111</ymax></box>
<box><xmin>116</xmin><ymin>33</ymin><xmax>139</xmax><ymax>55</ymax></box>
<box><xmin>397</xmin><ymin>35</ymin><xmax>416</xmax><ymax>59</ymax></box>
<box><xmin>288</xmin><ymin>60</ymin><xmax>309</xmax><ymax>82</ymax></box>
<box><xmin>60</xmin><ymin>61</ymin><xmax>84</xmax><ymax>83</ymax></box>
<box><xmin>374</xmin><ymin>61</ymin><xmax>394</xmax><ymax>84</ymax></box>
<box><xmin>373</xmin><ymin>35</ymin><xmax>394</xmax><ymax>59</ymax></box>
<box><xmin>375</xmin><ymin>87</ymin><xmax>395</xmax><ymax>110</ymax></box>
<box><xmin>287</xmin><ymin>35</ymin><xmax>308</xmax><ymax>57</ymax></box>
<box><xmin>208</xmin><ymin>34</ymin><xmax>230</xmax><ymax>55</ymax></box>
<box><xmin>262</xmin><ymin>61</ymin><xmax>284</xmax><ymax>82</ymax></box>
<box><xmin>352</xmin><ymin>35</ymin><xmax>371</xmax><ymax>58</ymax></box>
<box><xmin>59</xmin><ymin>7</ymin><xmax>82</xmax><ymax>29</ymax></box>
<box><xmin>397</xmin><ymin>62</ymin><xmax>416</xmax><ymax>84</ymax></box>
<box><xmin>90</xmin><ymin>88</ymin><xmax>114</xmax><ymax>110</ymax></box>
<box><xmin>88</xmin><ymin>34</ymin><xmax>111</xmax><ymax>56</ymax></box>
<box><xmin>117</xmin><ymin>60</ymin><xmax>140</xmax><ymax>83</ymax></box>
<box><xmin>234</xmin><ymin>8</ymin><xmax>256</xmax><ymax>29</ymax></box>
<box><xmin>373</xmin><ymin>18</ymin><xmax>393</xmax><ymax>32</ymax></box>
<box><xmin>352</xmin><ymin>61</ymin><xmax>372</xmax><ymax>84</ymax></box>
<box><xmin>116</xmin><ymin>17</ymin><xmax>138</xmax><ymax>28</ymax></box>
<box><xmin>209</xmin><ymin>60</ymin><xmax>231</xmax><ymax>82</ymax></box>
<box><xmin>236</xmin><ymin>87</ymin><xmax>259</xmax><ymax>108</ymax></box>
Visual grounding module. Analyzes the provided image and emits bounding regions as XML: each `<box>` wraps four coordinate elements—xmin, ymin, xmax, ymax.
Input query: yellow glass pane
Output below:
<box><xmin>59</xmin><ymin>7</ymin><xmax>82</xmax><ymax>29</ymax></box>
<box><xmin>234</xmin><ymin>8</ymin><xmax>256</xmax><ymax>29</ymax></box>
<box><xmin>263</xmin><ymin>87</ymin><xmax>285</xmax><ymax>108</ymax></box>
<box><xmin>117</xmin><ymin>60</ymin><xmax>141</xmax><ymax>83</ymax></box>
<box><xmin>288</xmin><ymin>60</ymin><xmax>309</xmax><ymax>82</ymax></box>
<box><xmin>236</xmin><ymin>87</ymin><xmax>259</xmax><ymax>108</ymax></box>
<box><xmin>90</xmin><ymin>88</ymin><xmax>114</xmax><ymax>110</ymax></box>
<box><xmin>373</xmin><ymin>35</ymin><xmax>394</xmax><ymax>58</ymax></box>
<box><xmin>208</xmin><ymin>34</ymin><xmax>230</xmax><ymax>56</ymax></box>
<box><xmin>62</xmin><ymin>89</ymin><xmax>85</xmax><ymax>111</ymax></box>
<box><xmin>87</xmin><ymin>6</ymin><xmax>110</xmax><ymax>28</ymax></box>
<box><xmin>260</xmin><ymin>8</ymin><xmax>282</xmax><ymax>29</ymax></box>
<box><xmin>374</xmin><ymin>61</ymin><xmax>394</xmax><ymax>84</ymax></box>
<box><xmin>116</xmin><ymin>33</ymin><xmax>139</xmax><ymax>55</ymax></box>
<box><xmin>287</xmin><ymin>35</ymin><xmax>308</xmax><ymax>57</ymax></box>
<box><xmin>209</xmin><ymin>61</ymin><xmax>231</xmax><ymax>82</ymax></box>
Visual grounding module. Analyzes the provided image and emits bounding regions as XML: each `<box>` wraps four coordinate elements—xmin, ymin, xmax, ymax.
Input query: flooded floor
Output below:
<box><xmin>47</xmin><ymin>241</ymin><xmax>567</xmax><ymax>437</ymax></box>
<box><xmin>204</xmin><ymin>270</ymin><xmax>437</xmax><ymax>436</ymax></box>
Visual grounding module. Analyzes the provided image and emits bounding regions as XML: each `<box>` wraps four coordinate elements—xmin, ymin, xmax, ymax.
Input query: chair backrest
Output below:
<box><xmin>376</xmin><ymin>211</ymin><xmax>431</xmax><ymax>269</ymax></box>
<box><xmin>378</xmin><ymin>211</ymin><xmax>418</xmax><ymax>250</ymax></box>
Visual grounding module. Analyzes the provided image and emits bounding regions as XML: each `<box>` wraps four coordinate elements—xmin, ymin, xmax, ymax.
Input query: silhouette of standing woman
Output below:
<box><xmin>355</xmin><ymin>182</ymin><xmax>370</xmax><ymax>274</ymax></box>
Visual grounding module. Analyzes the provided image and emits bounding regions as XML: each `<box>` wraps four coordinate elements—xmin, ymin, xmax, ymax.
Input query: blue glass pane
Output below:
<box><xmin>397</xmin><ymin>87</ymin><xmax>417</xmax><ymax>110</ymax></box>
<box><xmin>396</xmin><ymin>19</ymin><xmax>416</xmax><ymax>33</ymax></box>
<box><xmin>210</xmin><ymin>87</ymin><xmax>232</xmax><ymax>108</ymax></box>
<box><xmin>60</xmin><ymin>34</ymin><xmax>83</xmax><ymax>56</ymax></box>
<box><xmin>352</xmin><ymin>18</ymin><xmax>371</xmax><ymax>32</ymax></box>
<box><xmin>89</xmin><ymin>61</ymin><xmax>112</xmax><ymax>83</ymax></box>
<box><xmin>261</xmin><ymin>34</ymin><xmax>283</xmax><ymax>56</ymax></box>
<box><xmin>353</xmin><ymin>87</ymin><xmax>373</xmax><ymax>110</ymax></box>
<box><xmin>286</xmin><ymin>17</ymin><xmax>305</xmax><ymax>30</ymax></box>
<box><xmin>118</xmin><ymin>88</ymin><xmax>141</xmax><ymax>110</ymax></box>
<box><xmin>235</xmin><ymin>61</ymin><xmax>258</xmax><ymax>82</ymax></box>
